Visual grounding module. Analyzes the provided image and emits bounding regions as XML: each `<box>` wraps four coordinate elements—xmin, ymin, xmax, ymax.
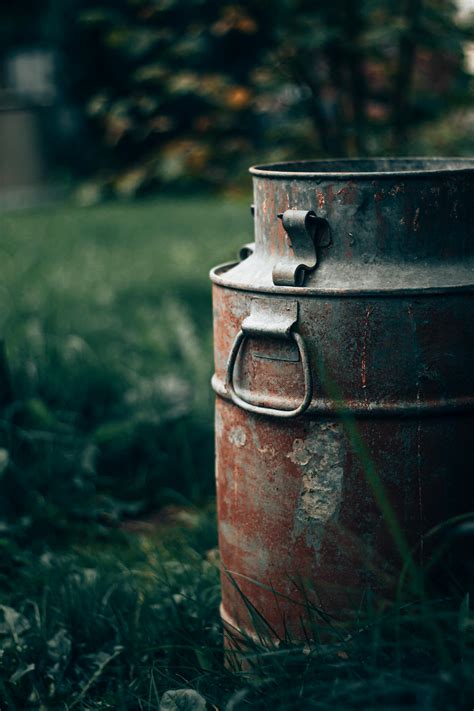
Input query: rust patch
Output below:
<box><xmin>326</xmin><ymin>184</ymin><xmax>334</xmax><ymax>206</ymax></box>
<box><xmin>336</xmin><ymin>182</ymin><xmax>358</xmax><ymax>205</ymax></box>
<box><xmin>220</xmin><ymin>520</ymin><xmax>269</xmax><ymax>573</ymax></box>
<box><xmin>389</xmin><ymin>183</ymin><xmax>405</xmax><ymax>197</ymax></box>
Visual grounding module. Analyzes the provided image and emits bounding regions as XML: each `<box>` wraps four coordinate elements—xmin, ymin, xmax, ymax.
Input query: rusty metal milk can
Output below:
<box><xmin>210</xmin><ymin>158</ymin><xmax>474</xmax><ymax>638</ymax></box>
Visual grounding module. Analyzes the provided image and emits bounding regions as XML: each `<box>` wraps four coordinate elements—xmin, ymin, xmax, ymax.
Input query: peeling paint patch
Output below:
<box><xmin>215</xmin><ymin>407</ymin><xmax>224</xmax><ymax>437</ymax></box>
<box><xmin>288</xmin><ymin>422</ymin><xmax>344</xmax><ymax>555</ymax></box>
<box><xmin>229</xmin><ymin>426</ymin><xmax>247</xmax><ymax>447</ymax></box>
<box><xmin>257</xmin><ymin>444</ymin><xmax>277</xmax><ymax>457</ymax></box>
<box><xmin>224</xmin><ymin>467</ymin><xmax>233</xmax><ymax>488</ymax></box>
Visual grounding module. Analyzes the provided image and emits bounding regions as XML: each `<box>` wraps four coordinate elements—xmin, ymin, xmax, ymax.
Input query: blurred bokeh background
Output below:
<box><xmin>0</xmin><ymin>0</ymin><xmax>473</xmax><ymax>207</ymax></box>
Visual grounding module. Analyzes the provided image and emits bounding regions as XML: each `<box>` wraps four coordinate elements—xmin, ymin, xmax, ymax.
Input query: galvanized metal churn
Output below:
<box><xmin>210</xmin><ymin>158</ymin><xmax>474</xmax><ymax>639</ymax></box>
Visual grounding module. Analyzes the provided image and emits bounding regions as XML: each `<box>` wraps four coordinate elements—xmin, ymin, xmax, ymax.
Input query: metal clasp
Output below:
<box><xmin>273</xmin><ymin>209</ymin><xmax>323</xmax><ymax>287</ymax></box>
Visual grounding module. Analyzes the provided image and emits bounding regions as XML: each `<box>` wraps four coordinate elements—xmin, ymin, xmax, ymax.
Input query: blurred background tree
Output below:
<box><xmin>66</xmin><ymin>1</ymin><xmax>265</xmax><ymax>196</ymax></box>
<box><xmin>1</xmin><ymin>0</ymin><xmax>473</xmax><ymax>195</ymax></box>
<box><xmin>69</xmin><ymin>0</ymin><xmax>473</xmax><ymax>196</ymax></box>
<box><xmin>262</xmin><ymin>0</ymin><xmax>473</xmax><ymax>155</ymax></box>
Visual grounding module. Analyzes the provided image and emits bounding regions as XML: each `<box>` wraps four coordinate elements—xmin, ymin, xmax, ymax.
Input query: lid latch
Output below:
<box><xmin>272</xmin><ymin>209</ymin><xmax>321</xmax><ymax>287</ymax></box>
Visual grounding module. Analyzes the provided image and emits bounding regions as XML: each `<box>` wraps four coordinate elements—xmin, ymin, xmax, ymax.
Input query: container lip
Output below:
<box><xmin>249</xmin><ymin>157</ymin><xmax>474</xmax><ymax>179</ymax></box>
<box><xmin>209</xmin><ymin>261</ymin><xmax>474</xmax><ymax>296</ymax></box>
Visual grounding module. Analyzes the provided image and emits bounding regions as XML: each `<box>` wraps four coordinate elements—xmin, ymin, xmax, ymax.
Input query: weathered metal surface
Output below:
<box><xmin>210</xmin><ymin>158</ymin><xmax>474</xmax><ymax>640</ymax></box>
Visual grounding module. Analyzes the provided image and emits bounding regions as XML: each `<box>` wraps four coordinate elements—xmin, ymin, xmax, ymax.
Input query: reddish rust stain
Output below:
<box><xmin>374</xmin><ymin>190</ymin><xmax>385</xmax><ymax>203</ymax></box>
<box><xmin>336</xmin><ymin>182</ymin><xmax>358</xmax><ymax>205</ymax></box>
<box><xmin>389</xmin><ymin>183</ymin><xmax>405</xmax><ymax>196</ymax></box>
<box><xmin>317</xmin><ymin>191</ymin><xmax>325</xmax><ymax>210</ymax></box>
<box><xmin>326</xmin><ymin>184</ymin><xmax>334</xmax><ymax>206</ymax></box>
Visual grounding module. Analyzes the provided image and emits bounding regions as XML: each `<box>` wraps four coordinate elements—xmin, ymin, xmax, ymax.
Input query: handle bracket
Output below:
<box><xmin>225</xmin><ymin>298</ymin><xmax>312</xmax><ymax>418</ymax></box>
<box><xmin>273</xmin><ymin>210</ymin><xmax>319</xmax><ymax>287</ymax></box>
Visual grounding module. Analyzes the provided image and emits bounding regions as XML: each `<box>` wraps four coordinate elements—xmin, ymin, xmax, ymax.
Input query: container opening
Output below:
<box><xmin>250</xmin><ymin>157</ymin><xmax>474</xmax><ymax>177</ymax></box>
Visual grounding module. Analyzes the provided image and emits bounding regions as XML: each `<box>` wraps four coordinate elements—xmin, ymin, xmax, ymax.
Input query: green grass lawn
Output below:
<box><xmin>0</xmin><ymin>195</ymin><xmax>249</xmax><ymax>400</ymax></box>
<box><xmin>0</xmin><ymin>198</ymin><xmax>472</xmax><ymax>709</ymax></box>
<box><xmin>0</xmin><ymin>197</ymin><xmax>248</xmax><ymax>527</ymax></box>
<box><xmin>0</xmin><ymin>196</ymin><xmax>246</xmax><ymax>707</ymax></box>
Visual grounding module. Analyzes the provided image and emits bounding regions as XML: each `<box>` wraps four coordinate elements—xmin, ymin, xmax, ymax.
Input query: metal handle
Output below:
<box><xmin>224</xmin><ymin>299</ymin><xmax>313</xmax><ymax>418</ymax></box>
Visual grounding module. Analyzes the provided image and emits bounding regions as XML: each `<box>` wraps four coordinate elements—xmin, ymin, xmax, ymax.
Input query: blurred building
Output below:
<box><xmin>0</xmin><ymin>3</ymin><xmax>74</xmax><ymax>209</ymax></box>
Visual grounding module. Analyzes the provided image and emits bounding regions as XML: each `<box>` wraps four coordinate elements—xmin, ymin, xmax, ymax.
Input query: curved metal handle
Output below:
<box><xmin>273</xmin><ymin>209</ymin><xmax>331</xmax><ymax>287</ymax></box>
<box><xmin>225</xmin><ymin>328</ymin><xmax>313</xmax><ymax>418</ymax></box>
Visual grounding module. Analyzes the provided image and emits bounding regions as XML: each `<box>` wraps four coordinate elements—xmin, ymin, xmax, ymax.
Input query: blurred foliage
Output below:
<box><xmin>0</xmin><ymin>196</ymin><xmax>246</xmax><ymax>543</ymax></box>
<box><xmin>70</xmin><ymin>0</ymin><xmax>271</xmax><ymax>196</ymax></box>
<box><xmin>1</xmin><ymin>1</ymin><xmax>473</xmax><ymax>192</ymax></box>
<box><xmin>66</xmin><ymin>0</ymin><xmax>474</xmax><ymax>196</ymax></box>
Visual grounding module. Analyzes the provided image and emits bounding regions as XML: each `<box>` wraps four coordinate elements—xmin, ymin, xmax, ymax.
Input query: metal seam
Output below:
<box><xmin>210</xmin><ymin>264</ymin><xmax>474</xmax><ymax>296</ymax></box>
<box><xmin>212</xmin><ymin>375</ymin><xmax>474</xmax><ymax>417</ymax></box>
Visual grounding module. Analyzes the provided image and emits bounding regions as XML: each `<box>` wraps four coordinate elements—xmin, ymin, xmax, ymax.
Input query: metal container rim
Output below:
<box><xmin>249</xmin><ymin>157</ymin><xmax>474</xmax><ymax>179</ymax></box>
<box><xmin>209</xmin><ymin>262</ymin><xmax>474</xmax><ymax>296</ymax></box>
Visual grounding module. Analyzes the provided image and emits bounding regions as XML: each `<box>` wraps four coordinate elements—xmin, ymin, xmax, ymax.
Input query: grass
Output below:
<box><xmin>0</xmin><ymin>196</ymin><xmax>472</xmax><ymax>709</ymax></box>
<box><xmin>0</xmin><ymin>196</ymin><xmax>248</xmax><ymax>534</ymax></box>
<box><xmin>0</xmin><ymin>524</ymin><xmax>472</xmax><ymax>709</ymax></box>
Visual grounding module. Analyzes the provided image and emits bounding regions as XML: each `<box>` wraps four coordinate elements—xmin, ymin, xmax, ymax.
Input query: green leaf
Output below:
<box><xmin>70</xmin><ymin>646</ymin><xmax>123</xmax><ymax>708</ymax></box>
<box><xmin>0</xmin><ymin>449</ymin><xmax>9</xmax><ymax>478</ymax></box>
<box><xmin>9</xmin><ymin>662</ymin><xmax>35</xmax><ymax>685</ymax></box>
<box><xmin>47</xmin><ymin>628</ymin><xmax>72</xmax><ymax>665</ymax></box>
<box><xmin>458</xmin><ymin>593</ymin><xmax>473</xmax><ymax>633</ymax></box>
<box><xmin>79</xmin><ymin>9</ymin><xmax>124</xmax><ymax>25</ymax></box>
<box><xmin>0</xmin><ymin>606</ymin><xmax>30</xmax><ymax>645</ymax></box>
